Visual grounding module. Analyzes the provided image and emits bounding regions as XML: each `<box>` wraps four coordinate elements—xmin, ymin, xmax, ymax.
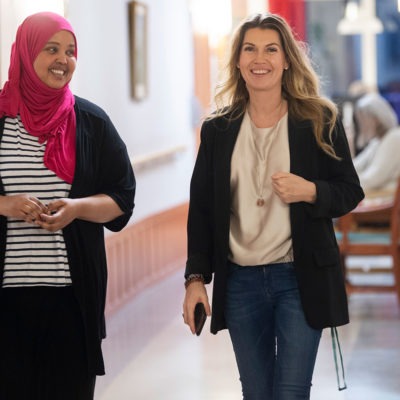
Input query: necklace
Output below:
<box><xmin>249</xmin><ymin>102</ymin><xmax>284</xmax><ymax>207</ymax></box>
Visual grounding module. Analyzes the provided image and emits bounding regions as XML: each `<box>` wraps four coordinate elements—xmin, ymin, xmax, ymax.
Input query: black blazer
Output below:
<box><xmin>185</xmin><ymin>111</ymin><xmax>364</xmax><ymax>333</ymax></box>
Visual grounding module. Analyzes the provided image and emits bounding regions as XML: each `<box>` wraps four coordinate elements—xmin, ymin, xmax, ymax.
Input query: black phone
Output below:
<box><xmin>194</xmin><ymin>302</ymin><xmax>207</xmax><ymax>336</ymax></box>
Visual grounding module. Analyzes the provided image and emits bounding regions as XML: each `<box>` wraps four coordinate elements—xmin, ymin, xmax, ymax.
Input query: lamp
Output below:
<box><xmin>337</xmin><ymin>0</ymin><xmax>383</xmax><ymax>35</ymax></box>
<box><xmin>337</xmin><ymin>0</ymin><xmax>383</xmax><ymax>91</ymax></box>
<box><xmin>189</xmin><ymin>0</ymin><xmax>232</xmax><ymax>47</ymax></box>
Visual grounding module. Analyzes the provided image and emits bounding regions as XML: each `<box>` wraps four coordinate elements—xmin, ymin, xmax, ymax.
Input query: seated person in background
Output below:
<box><xmin>345</xmin><ymin>80</ymin><xmax>375</xmax><ymax>155</ymax></box>
<box><xmin>353</xmin><ymin>93</ymin><xmax>400</xmax><ymax>197</ymax></box>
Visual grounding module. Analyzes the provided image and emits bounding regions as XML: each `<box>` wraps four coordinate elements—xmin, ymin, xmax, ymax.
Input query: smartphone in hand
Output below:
<box><xmin>194</xmin><ymin>302</ymin><xmax>207</xmax><ymax>336</ymax></box>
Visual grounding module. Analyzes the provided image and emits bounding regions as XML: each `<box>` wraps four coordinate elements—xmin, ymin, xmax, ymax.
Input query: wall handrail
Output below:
<box><xmin>130</xmin><ymin>144</ymin><xmax>187</xmax><ymax>172</ymax></box>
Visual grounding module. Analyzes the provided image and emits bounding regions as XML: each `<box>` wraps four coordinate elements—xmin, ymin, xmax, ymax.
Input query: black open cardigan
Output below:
<box><xmin>0</xmin><ymin>96</ymin><xmax>136</xmax><ymax>375</ymax></box>
<box><xmin>185</xmin><ymin>112</ymin><xmax>364</xmax><ymax>334</ymax></box>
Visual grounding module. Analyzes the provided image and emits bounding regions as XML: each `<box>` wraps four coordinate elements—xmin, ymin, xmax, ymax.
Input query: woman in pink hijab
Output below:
<box><xmin>0</xmin><ymin>12</ymin><xmax>135</xmax><ymax>400</ymax></box>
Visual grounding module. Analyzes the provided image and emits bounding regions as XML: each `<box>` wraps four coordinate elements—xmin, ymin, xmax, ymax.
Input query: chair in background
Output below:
<box><xmin>335</xmin><ymin>179</ymin><xmax>400</xmax><ymax>304</ymax></box>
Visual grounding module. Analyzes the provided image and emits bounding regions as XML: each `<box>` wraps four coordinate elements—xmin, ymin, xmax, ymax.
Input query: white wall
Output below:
<box><xmin>68</xmin><ymin>0</ymin><xmax>196</xmax><ymax>222</ymax></box>
<box><xmin>0</xmin><ymin>0</ymin><xmax>196</xmax><ymax>223</ymax></box>
<box><xmin>0</xmin><ymin>0</ymin><xmax>65</xmax><ymax>87</ymax></box>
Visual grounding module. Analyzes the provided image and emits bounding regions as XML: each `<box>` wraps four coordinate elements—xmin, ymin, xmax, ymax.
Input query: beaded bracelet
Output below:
<box><xmin>184</xmin><ymin>274</ymin><xmax>205</xmax><ymax>289</ymax></box>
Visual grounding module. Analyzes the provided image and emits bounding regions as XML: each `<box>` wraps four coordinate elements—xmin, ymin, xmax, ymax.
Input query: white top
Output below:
<box><xmin>353</xmin><ymin>127</ymin><xmax>400</xmax><ymax>194</ymax></box>
<box><xmin>0</xmin><ymin>116</ymin><xmax>72</xmax><ymax>287</ymax></box>
<box><xmin>229</xmin><ymin>111</ymin><xmax>293</xmax><ymax>266</ymax></box>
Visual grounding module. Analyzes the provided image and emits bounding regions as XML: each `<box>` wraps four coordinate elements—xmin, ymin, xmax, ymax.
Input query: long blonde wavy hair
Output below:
<box><xmin>211</xmin><ymin>13</ymin><xmax>339</xmax><ymax>159</ymax></box>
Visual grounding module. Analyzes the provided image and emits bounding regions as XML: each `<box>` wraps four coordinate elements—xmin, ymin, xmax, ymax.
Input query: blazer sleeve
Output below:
<box><xmin>308</xmin><ymin>118</ymin><xmax>365</xmax><ymax>219</ymax></box>
<box><xmin>185</xmin><ymin>121</ymin><xmax>214</xmax><ymax>283</ymax></box>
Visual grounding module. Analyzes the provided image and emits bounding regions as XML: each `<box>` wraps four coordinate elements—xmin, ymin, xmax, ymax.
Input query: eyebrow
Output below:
<box><xmin>243</xmin><ymin>41</ymin><xmax>281</xmax><ymax>47</ymax></box>
<box><xmin>45</xmin><ymin>41</ymin><xmax>76</xmax><ymax>48</ymax></box>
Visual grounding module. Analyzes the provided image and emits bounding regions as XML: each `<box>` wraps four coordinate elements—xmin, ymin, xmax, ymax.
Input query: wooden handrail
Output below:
<box><xmin>130</xmin><ymin>144</ymin><xmax>187</xmax><ymax>172</ymax></box>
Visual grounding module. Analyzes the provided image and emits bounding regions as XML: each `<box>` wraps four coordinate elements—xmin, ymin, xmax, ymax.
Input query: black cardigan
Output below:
<box><xmin>0</xmin><ymin>96</ymin><xmax>136</xmax><ymax>375</ymax></box>
<box><xmin>185</xmin><ymin>112</ymin><xmax>364</xmax><ymax>334</ymax></box>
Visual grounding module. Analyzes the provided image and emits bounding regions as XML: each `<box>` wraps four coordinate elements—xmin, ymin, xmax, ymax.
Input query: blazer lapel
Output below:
<box><xmin>288</xmin><ymin>117</ymin><xmax>314</xmax><ymax>176</ymax></box>
<box><xmin>214</xmin><ymin>115</ymin><xmax>243</xmax><ymax>201</ymax></box>
<box><xmin>213</xmin><ymin>115</ymin><xmax>243</xmax><ymax>253</ymax></box>
<box><xmin>288</xmin><ymin>117</ymin><xmax>315</xmax><ymax>254</ymax></box>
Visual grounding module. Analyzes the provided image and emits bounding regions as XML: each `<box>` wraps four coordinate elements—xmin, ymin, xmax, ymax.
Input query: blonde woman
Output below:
<box><xmin>183</xmin><ymin>13</ymin><xmax>363</xmax><ymax>399</ymax></box>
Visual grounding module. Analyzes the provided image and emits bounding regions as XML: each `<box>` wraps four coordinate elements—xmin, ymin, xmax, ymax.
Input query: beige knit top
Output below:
<box><xmin>229</xmin><ymin>111</ymin><xmax>293</xmax><ymax>266</ymax></box>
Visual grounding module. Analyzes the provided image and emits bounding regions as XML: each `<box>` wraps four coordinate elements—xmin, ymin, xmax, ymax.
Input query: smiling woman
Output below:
<box><xmin>0</xmin><ymin>11</ymin><xmax>135</xmax><ymax>400</ymax></box>
<box><xmin>183</xmin><ymin>12</ymin><xmax>364</xmax><ymax>400</ymax></box>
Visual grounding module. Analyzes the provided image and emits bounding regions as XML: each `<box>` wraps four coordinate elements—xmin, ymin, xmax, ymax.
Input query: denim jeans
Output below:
<box><xmin>225</xmin><ymin>261</ymin><xmax>322</xmax><ymax>400</ymax></box>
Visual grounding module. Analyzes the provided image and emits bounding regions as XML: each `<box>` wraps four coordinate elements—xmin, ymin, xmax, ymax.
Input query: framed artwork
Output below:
<box><xmin>128</xmin><ymin>1</ymin><xmax>148</xmax><ymax>100</ymax></box>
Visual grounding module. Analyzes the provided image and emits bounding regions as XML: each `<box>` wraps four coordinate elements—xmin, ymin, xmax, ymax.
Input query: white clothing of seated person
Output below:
<box><xmin>353</xmin><ymin>93</ymin><xmax>400</xmax><ymax>200</ymax></box>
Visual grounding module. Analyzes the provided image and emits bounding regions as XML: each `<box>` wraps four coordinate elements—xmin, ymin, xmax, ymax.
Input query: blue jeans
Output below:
<box><xmin>225</xmin><ymin>262</ymin><xmax>322</xmax><ymax>400</ymax></box>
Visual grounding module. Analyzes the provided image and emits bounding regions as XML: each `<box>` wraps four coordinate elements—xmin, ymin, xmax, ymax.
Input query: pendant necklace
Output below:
<box><xmin>250</xmin><ymin>103</ymin><xmax>283</xmax><ymax>207</ymax></box>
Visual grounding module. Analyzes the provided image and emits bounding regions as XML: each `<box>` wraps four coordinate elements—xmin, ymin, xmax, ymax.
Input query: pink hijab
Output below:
<box><xmin>0</xmin><ymin>12</ymin><xmax>77</xmax><ymax>183</ymax></box>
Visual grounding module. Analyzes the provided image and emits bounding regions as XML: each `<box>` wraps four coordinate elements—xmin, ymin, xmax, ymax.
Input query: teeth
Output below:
<box><xmin>252</xmin><ymin>69</ymin><xmax>268</xmax><ymax>74</ymax></box>
<box><xmin>51</xmin><ymin>69</ymin><xmax>65</xmax><ymax>76</ymax></box>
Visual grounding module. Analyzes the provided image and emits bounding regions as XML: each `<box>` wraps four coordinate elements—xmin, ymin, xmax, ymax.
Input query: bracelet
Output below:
<box><xmin>184</xmin><ymin>274</ymin><xmax>205</xmax><ymax>289</ymax></box>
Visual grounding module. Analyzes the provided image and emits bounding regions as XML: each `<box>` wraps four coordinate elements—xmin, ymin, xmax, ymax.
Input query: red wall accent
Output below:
<box><xmin>268</xmin><ymin>0</ymin><xmax>306</xmax><ymax>41</ymax></box>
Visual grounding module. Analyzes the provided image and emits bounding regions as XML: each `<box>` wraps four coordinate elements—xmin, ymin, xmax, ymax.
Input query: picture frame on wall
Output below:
<box><xmin>128</xmin><ymin>1</ymin><xmax>148</xmax><ymax>100</ymax></box>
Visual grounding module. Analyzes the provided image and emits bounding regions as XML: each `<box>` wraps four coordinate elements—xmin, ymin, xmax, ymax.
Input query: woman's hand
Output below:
<box><xmin>272</xmin><ymin>172</ymin><xmax>317</xmax><ymax>204</ymax></box>
<box><xmin>36</xmin><ymin>194</ymin><xmax>124</xmax><ymax>232</ymax></box>
<box><xmin>36</xmin><ymin>198</ymin><xmax>77</xmax><ymax>232</ymax></box>
<box><xmin>183</xmin><ymin>281</ymin><xmax>212</xmax><ymax>334</ymax></box>
<box><xmin>0</xmin><ymin>194</ymin><xmax>47</xmax><ymax>223</ymax></box>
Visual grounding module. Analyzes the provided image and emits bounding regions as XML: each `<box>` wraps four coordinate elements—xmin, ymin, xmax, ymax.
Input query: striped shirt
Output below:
<box><xmin>0</xmin><ymin>116</ymin><xmax>72</xmax><ymax>287</ymax></box>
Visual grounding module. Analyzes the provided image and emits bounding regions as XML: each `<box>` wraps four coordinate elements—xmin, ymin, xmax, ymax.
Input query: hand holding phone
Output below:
<box><xmin>194</xmin><ymin>302</ymin><xmax>207</xmax><ymax>336</ymax></box>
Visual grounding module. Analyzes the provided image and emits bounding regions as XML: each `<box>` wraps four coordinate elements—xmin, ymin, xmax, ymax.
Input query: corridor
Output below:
<box><xmin>95</xmin><ymin>257</ymin><xmax>400</xmax><ymax>400</ymax></box>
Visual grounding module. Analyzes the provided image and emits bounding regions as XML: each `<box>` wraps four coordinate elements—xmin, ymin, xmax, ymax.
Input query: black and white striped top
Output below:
<box><xmin>0</xmin><ymin>116</ymin><xmax>72</xmax><ymax>287</ymax></box>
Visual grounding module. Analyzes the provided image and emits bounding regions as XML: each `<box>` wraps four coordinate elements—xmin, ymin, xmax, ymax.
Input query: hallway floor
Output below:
<box><xmin>95</xmin><ymin>257</ymin><xmax>400</xmax><ymax>400</ymax></box>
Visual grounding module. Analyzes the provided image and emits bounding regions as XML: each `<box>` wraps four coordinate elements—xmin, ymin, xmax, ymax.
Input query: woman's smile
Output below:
<box><xmin>33</xmin><ymin>30</ymin><xmax>76</xmax><ymax>89</ymax></box>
